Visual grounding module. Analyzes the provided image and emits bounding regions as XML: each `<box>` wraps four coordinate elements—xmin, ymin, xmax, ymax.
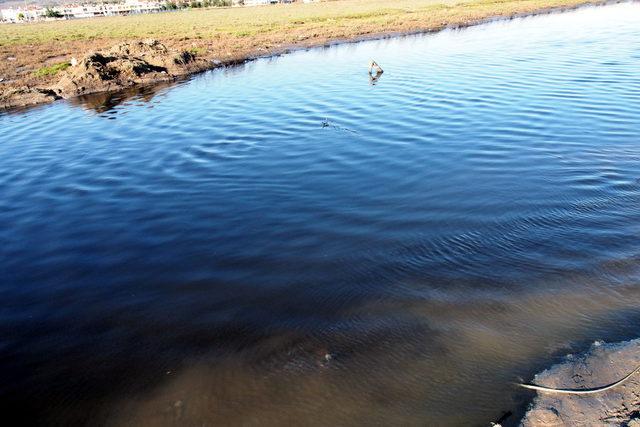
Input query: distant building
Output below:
<box><xmin>0</xmin><ymin>0</ymin><xmax>319</xmax><ymax>23</ymax></box>
<box><xmin>232</xmin><ymin>0</ymin><xmax>317</xmax><ymax>6</ymax></box>
<box><xmin>56</xmin><ymin>0</ymin><xmax>164</xmax><ymax>19</ymax></box>
<box><xmin>232</xmin><ymin>0</ymin><xmax>276</xmax><ymax>6</ymax></box>
<box><xmin>0</xmin><ymin>5</ymin><xmax>46</xmax><ymax>22</ymax></box>
<box><xmin>1</xmin><ymin>0</ymin><xmax>164</xmax><ymax>22</ymax></box>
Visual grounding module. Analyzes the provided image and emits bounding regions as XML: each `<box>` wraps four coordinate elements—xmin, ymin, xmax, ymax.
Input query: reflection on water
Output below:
<box><xmin>369</xmin><ymin>71</ymin><xmax>383</xmax><ymax>85</ymax></box>
<box><xmin>1</xmin><ymin>3</ymin><xmax>640</xmax><ymax>426</ymax></box>
<box><xmin>68</xmin><ymin>82</ymin><xmax>180</xmax><ymax>114</ymax></box>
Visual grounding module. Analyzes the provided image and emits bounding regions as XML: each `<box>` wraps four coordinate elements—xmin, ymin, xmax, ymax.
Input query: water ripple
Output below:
<box><xmin>1</xmin><ymin>2</ymin><xmax>640</xmax><ymax>426</ymax></box>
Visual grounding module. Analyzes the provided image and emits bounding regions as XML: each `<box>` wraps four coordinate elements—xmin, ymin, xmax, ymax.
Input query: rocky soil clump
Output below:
<box><xmin>1</xmin><ymin>39</ymin><xmax>209</xmax><ymax>109</ymax></box>
<box><xmin>55</xmin><ymin>39</ymin><xmax>207</xmax><ymax>98</ymax></box>
<box><xmin>0</xmin><ymin>86</ymin><xmax>61</xmax><ymax>109</ymax></box>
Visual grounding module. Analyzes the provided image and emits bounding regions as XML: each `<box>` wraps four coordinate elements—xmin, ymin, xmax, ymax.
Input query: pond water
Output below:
<box><xmin>2</xmin><ymin>2</ymin><xmax>640</xmax><ymax>425</ymax></box>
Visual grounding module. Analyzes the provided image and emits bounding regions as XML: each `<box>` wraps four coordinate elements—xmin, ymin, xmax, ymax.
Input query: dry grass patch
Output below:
<box><xmin>0</xmin><ymin>0</ymin><xmax>598</xmax><ymax>47</ymax></box>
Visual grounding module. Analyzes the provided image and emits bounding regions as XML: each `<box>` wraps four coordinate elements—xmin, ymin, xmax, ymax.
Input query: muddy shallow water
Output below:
<box><xmin>1</xmin><ymin>3</ymin><xmax>640</xmax><ymax>426</ymax></box>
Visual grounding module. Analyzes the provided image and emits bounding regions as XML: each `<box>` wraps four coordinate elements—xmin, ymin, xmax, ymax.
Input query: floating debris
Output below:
<box><xmin>368</xmin><ymin>59</ymin><xmax>384</xmax><ymax>85</ymax></box>
<box><xmin>368</xmin><ymin>59</ymin><xmax>383</xmax><ymax>75</ymax></box>
<box><xmin>321</xmin><ymin>118</ymin><xmax>357</xmax><ymax>134</ymax></box>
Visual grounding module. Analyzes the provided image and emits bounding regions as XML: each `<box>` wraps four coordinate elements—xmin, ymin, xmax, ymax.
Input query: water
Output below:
<box><xmin>2</xmin><ymin>3</ymin><xmax>640</xmax><ymax>425</ymax></box>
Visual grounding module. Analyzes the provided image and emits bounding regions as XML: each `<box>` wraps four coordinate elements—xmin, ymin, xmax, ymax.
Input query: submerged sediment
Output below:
<box><xmin>521</xmin><ymin>339</ymin><xmax>640</xmax><ymax>426</ymax></box>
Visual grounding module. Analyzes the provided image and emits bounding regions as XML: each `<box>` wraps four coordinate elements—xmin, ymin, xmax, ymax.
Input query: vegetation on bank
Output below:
<box><xmin>0</xmin><ymin>0</ymin><xmax>599</xmax><ymax>47</ymax></box>
<box><xmin>33</xmin><ymin>61</ymin><xmax>71</xmax><ymax>77</ymax></box>
<box><xmin>44</xmin><ymin>8</ymin><xmax>64</xmax><ymax>19</ymax></box>
<box><xmin>163</xmin><ymin>0</ymin><xmax>232</xmax><ymax>10</ymax></box>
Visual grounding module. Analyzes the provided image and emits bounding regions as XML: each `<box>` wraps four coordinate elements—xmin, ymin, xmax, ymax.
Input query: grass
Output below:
<box><xmin>0</xmin><ymin>0</ymin><xmax>600</xmax><ymax>47</ymax></box>
<box><xmin>33</xmin><ymin>61</ymin><xmax>71</xmax><ymax>77</ymax></box>
<box><xmin>189</xmin><ymin>47</ymin><xmax>207</xmax><ymax>55</ymax></box>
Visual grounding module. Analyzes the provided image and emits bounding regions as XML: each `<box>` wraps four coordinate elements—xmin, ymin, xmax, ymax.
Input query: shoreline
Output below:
<box><xmin>521</xmin><ymin>339</ymin><xmax>640</xmax><ymax>426</ymax></box>
<box><xmin>0</xmin><ymin>0</ymin><xmax>630</xmax><ymax>111</ymax></box>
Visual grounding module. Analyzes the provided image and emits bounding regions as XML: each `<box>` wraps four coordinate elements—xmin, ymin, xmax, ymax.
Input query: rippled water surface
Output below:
<box><xmin>2</xmin><ymin>3</ymin><xmax>640</xmax><ymax>425</ymax></box>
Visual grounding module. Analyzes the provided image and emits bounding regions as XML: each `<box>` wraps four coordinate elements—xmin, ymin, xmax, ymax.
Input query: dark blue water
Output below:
<box><xmin>2</xmin><ymin>3</ymin><xmax>640</xmax><ymax>425</ymax></box>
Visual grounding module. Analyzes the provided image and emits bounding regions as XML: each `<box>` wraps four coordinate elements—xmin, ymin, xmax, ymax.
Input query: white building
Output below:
<box><xmin>235</xmin><ymin>0</ymin><xmax>275</xmax><ymax>6</ymax></box>
<box><xmin>1</xmin><ymin>0</ymin><xmax>164</xmax><ymax>22</ymax></box>
<box><xmin>0</xmin><ymin>0</ymin><xmax>316</xmax><ymax>22</ymax></box>
<box><xmin>0</xmin><ymin>6</ymin><xmax>46</xmax><ymax>22</ymax></box>
<box><xmin>233</xmin><ymin>0</ymin><xmax>301</xmax><ymax>6</ymax></box>
<box><xmin>56</xmin><ymin>1</ymin><xmax>163</xmax><ymax>18</ymax></box>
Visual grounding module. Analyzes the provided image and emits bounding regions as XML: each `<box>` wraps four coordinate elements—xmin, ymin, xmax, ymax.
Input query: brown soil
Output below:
<box><xmin>56</xmin><ymin>40</ymin><xmax>207</xmax><ymax>96</ymax></box>
<box><xmin>521</xmin><ymin>339</ymin><xmax>640</xmax><ymax>426</ymax></box>
<box><xmin>0</xmin><ymin>86</ymin><xmax>61</xmax><ymax>108</ymax></box>
<box><xmin>0</xmin><ymin>39</ymin><xmax>209</xmax><ymax>108</ymax></box>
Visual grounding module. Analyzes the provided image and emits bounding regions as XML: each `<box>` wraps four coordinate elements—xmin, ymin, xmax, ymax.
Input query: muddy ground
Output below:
<box><xmin>521</xmin><ymin>339</ymin><xmax>640</xmax><ymax>426</ymax></box>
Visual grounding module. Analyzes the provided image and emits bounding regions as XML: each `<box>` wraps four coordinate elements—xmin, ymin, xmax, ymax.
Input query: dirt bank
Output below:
<box><xmin>0</xmin><ymin>0</ymin><xmax>617</xmax><ymax>110</ymax></box>
<box><xmin>0</xmin><ymin>39</ymin><xmax>210</xmax><ymax>109</ymax></box>
<box><xmin>521</xmin><ymin>339</ymin><xmax>640</xmax><ymax>426</ymax></box>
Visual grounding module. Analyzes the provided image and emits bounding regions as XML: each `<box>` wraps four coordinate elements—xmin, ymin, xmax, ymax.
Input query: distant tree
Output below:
<box><xmin>17</xmin><ymin>12</ymin><xmax>25</xmax><ymax>20</ymax></box>
<box><xmin>164</xmin><ymin>1</ymin><xmax>178</xmax><ymax>9</ymax></box>
<box><xmin>44</xmin><ymin>8</ymin><xmax>63</xmax><ymax>18</ymax></box>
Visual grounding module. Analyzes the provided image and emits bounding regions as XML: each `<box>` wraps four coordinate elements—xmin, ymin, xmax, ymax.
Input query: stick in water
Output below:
<box><xmin>519</xmin><ymin>364</ymin><xmax>640</xmax><ymax>395</ymax></box>
<box><xmin>369</xmin><ymin>60</ymin><xmax>383</xmax><ymax>75</ymax></box>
